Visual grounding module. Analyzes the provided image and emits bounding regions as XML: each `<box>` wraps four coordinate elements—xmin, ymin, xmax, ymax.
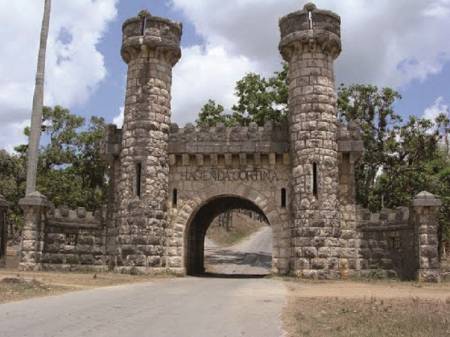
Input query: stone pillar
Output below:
<box><xmin>18</xmin><ymin>192</ymin><xmax>48</xmax><ymax>271</ymax></box>
<box><xmin>116</xmin><ymin>10</ymin><xmax>182</xmax><ymax>271</ymax></box>
<box><xmin>0</xmin><ymin>194</ymin><xmax>9</xmax><ymax>267</ymax></box>
<box><xmin>412</xmin><ymin>191</ymin><xmax>442</xmax><ymax>282</ymax></box>
<box><xmin>279</xmin><ymin>3</ymin><xmax>342</xmax><ymax>278</ymax></box>
<box><xmin>101</xmin><ymin>124</ymin><xmax>122</xmax><ymax>268</ymax></box>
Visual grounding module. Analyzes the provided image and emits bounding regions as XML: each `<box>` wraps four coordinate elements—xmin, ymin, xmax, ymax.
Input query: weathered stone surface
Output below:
<box><xmin>18</xmin><ymin>192</ymin><xmax>49</xmax><ymax>271</ymax></box>
<box><xmin>17</xmin><ymin>6</ymin><xmax>443</xmax><ymax>282</ymax></box>
<box><xmin>279</xmin><ymin>4</ymin><xmax>344</xmax><ymax>278</ymax></box>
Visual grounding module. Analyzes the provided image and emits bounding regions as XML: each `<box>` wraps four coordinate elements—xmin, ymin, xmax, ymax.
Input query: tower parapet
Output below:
<box><xmin>279</xmin><ymin>3</ymin><xmax>341</xmax><ymax>61</ymax></box>
<box><xmin>121</xmin><ymin>10</ymin><xmax>182</xmax><ymax>65</ymax></box>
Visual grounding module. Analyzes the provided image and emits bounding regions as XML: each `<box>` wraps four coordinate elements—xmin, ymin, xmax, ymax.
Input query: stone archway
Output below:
<box><xmin>168</xmin><ymin>182</ymin><xmax>289</xmax><ymax>275</ymax></box>
<box><xmin>184</xmin><ymin>195</ymin><xmax>270</xmax><ymax>275</ymax></box>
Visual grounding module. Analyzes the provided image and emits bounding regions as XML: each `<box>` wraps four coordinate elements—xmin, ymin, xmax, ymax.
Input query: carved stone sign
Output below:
<box><xmin>179</xmin><ymin>168</ymin><xmax>279</xmax><ymax>183</ymax></box>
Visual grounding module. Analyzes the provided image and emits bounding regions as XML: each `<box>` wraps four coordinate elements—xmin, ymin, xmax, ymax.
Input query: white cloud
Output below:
<box><xmin>115</xmin><ymin>44</ymin><xmax>258</xmax><ymax>126</ymax></box>
<box><xmin>172</xmin><ymin>45</ymin><xmax>259</xmax><ymax>124</ymax></box>
<box><xmin>0</xmin><ymin>0</ymin><xmax>118</xmax><ymax>152</ymax></box>
<box><xmin>0</xmin><ymin>120</ymin><xmax>29</xmax><ymax>153</ymax></box>
<box><xmin>113</xmin><ymin>106</ymin><xmax>124</xmax><ymax>128</ymax></box>
<box><xmin>424</xmin><ymin>97</ymin><xmax>449</xmax><ymax>121</ymax></box>
<box><xmin>170</xmin><ymin>0</ymin><xmax>450</xmax><ymax>89</ymax></box>
<box><xmin>424</xmin><ymin>0</ymin><xmax>450</xmax><ymax>18</ymax></box>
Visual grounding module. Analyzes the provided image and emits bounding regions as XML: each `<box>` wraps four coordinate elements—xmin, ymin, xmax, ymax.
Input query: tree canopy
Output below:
<box><xmin>196</xmin><ymin>64</ymin><xmax>288</xmax><ymax>127</ymax></box>
<box><xmin>0</xmin><ymin>106</ymin><xmax>107</xmax><ymax>237</ymax></box>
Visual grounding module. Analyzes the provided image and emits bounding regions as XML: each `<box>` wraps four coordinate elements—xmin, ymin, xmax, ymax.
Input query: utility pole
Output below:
<box><xmin>25</xmin><ymin>0</ymin><xmax>51</xmax><ymax>195</ymax></box>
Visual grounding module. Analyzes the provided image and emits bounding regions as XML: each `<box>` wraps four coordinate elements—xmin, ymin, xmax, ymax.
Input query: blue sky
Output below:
<box><xmin>0</xmin><ymin>0</ymin><xmax>449</xmax><ymax>151</ymax></box>
<box><xmin>77</xmin><ymin>1</ymin><xmax>203</xmax><ymax>125</ymax></box>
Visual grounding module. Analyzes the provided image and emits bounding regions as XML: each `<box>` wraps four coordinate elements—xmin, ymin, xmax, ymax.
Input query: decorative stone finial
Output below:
<box><xmin>138</xmin><ymin>9</ymin><xmax>151</xmax><ymax>18</ymax></box>
<box><xmin>304</xmin><ymin>3</ymin><xmax>317</xmax><ymax>11</ymax></box>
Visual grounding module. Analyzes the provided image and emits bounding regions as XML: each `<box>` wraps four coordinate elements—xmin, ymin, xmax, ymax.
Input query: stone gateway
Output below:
<box><xmin>15</xmin><ymin>4</ymin><xmax>443</xmax><ymax>282</ymax></box>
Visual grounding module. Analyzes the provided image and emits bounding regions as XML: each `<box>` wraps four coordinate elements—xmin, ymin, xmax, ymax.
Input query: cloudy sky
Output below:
<box><xmin>0</xmin><ymin>0</ymin><xmax>449</xmax><ymax>152</ymax></box>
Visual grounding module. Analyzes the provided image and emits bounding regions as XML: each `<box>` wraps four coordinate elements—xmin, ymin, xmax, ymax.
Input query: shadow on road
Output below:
<box><xmin>196</xmin><ymin>272</ymin><xmax>269</xmax><ymax>279</ymax></box>
<box><xmin>205</xmin><ymin>249</ymin><xmax>272</xmax><ymax>268</ymax></box>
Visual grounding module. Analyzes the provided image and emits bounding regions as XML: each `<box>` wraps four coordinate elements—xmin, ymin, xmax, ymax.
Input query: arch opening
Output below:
<box><xmin>185</xmin><ymin>195</ymin><xmax>272</xmax><ymax>276</ymax></box>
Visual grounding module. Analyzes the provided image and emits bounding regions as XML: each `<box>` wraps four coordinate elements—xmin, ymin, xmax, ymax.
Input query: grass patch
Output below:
<box><xmin>284</xmin><ymin>296</ymin><xmax>450</xmax><ymax>337</ymax></box>
<box><xmin>0</xmin><ymin>277</ymin><xmax>70</xmax><ymax>303</ymax></box>
<box><xmin>0</xmin><ymin>270</ymin><xmax>173</xmax><ymax>303</ymax></box>
<box><xmin>206</xmin><ymin>213</ymin><xmax>265</xmax><ymax>247</ymax></box>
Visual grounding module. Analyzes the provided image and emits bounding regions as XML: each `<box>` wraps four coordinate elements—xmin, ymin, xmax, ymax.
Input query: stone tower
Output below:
<box><xmin>116</xmin><ymin>10</ymin><xmax>182</xmax><ymax>270</ymax></box>
<box><xmin>279</xmin><ymin>3</ymin><xmax>342</xmax><ymax>278</ymax></box>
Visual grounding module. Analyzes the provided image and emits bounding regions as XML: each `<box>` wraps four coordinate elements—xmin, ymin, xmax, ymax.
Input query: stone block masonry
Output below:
<box><xmin>40</xmin><ymin>206</ymin><xmax>108</xmax><ymax>272</ymax></box>
<box><xmin>16</xmin><ymin>4</ymin><xmax>443</xmax><ymax>281</ymax></box>
<box><xmin>279</xmin><ymin>3</ymin><xmax>345</xmax><ymax>279</ymax></box>
<box><xmin>115</xmin><ymin>10</ymin><xmax>182</xmax><ymax>272</ymax></box>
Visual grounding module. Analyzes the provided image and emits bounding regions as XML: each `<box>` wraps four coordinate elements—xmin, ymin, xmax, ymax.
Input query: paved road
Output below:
<box><xmin>0</xmin><ymin>277</ymin><xmax>286</xmax><ymax>337</ymax></box>
<box><xmin>205</xmin><ymin>226</ymin><xmax>273</xmax><ymax>275</ymax></box>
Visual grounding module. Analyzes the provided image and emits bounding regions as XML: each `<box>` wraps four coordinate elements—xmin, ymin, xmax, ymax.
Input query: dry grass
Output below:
<box><xmin>0</xmin><ymin>277</ymin><xmax>70</xmax><ymax>303</ymax></box>
<box><xmin>284</xmin><ymin>283</ymin><xmax>450</xmax><ymax>337</ymax></box>
<box><xmin>206</xmin><ymin>213</ymin><xmax>265</xmax><ymax>247</ymax></box>
<box><xmin>0</xmin><ymin>270</ymin><xmax>170</xmax><ymax>304</ymax></box>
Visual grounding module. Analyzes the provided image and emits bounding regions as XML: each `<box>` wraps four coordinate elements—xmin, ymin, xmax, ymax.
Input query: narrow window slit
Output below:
<box><xmin>313</xmin><ymin>162</ymin><xmax>318</xmax><ymax>198</ymax></box>
<box><xmin>136</xmin><ymin>162</ymin><xmax>142</xmax><ymax>198</ymax></box>
<box><xmin>281</xmin><ymin>188</ymin><xmax>287</xmax><ymax>208</ymax></box>
<box><xmin>308</xmin><ymin>11</ymin><xmax>313</xmax><ymax>30</ymax></box>
<box><xmin>141</xmin><ymin>15</ymin><xmax>147</xmax><ymax>35</ymax></box>
<box><xmin>173</xmin><ymin>189</ymin><xmax>178</xmax><ymax>208</ymax></box>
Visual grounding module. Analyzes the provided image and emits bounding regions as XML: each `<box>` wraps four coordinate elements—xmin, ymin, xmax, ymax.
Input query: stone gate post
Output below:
<box><xmin>0</xmin><ymin>194</ymin><xmax>9</xmax><ymax>267</ymax></box>
<box><xmin>18</xmin><ymin>192</ymin><xmax>48</xmax><ymax>271</ymax></box>
<box><xmin>116</xmin><ymin>10</ymin><xmax>182</xmax><ymax>270</ymax></box>
<box><xmin>412</xmin><ymin>191</ymin><xmax>442</xmax><ymax>282</ymax></box>
<box><xmin>279</xmin><ymin>3</ymin><xmax>343</xmax><ymax>278</ymax></box>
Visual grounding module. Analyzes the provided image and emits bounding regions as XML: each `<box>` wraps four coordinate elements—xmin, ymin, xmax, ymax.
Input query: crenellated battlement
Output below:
<box><xmin>47</xmin><ymin>205</ymin><xmax>103</xmax><ymax>228</ymax></box>
<box><xmin>168</xmin><ymin>121</ymin><xmax>289</xmax><ymax>155</ymax></box>
<box><xmin>102</xmin><ymin>121</ymin><xmax>363</xmax><ymax>159</ymax></box>
<box><xmin>357</xmin><ymin>206</ymin><xmax>411</xmax><ymax>229</ymax></box>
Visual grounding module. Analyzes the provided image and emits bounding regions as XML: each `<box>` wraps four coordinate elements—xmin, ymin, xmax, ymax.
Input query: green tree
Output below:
<box><xmin>16</xmin><ymin>106</ymin><xmax>108</xmax><ymax>211</ymax></box>
<box><xmin>2</xmin><ymin>106</ymin><xmax>109</xmax><ymax>235</ymax></box>
<box><xmin>196</xmin><ymin>100</ymin><xmax>233</xmax><ymax>127</ymax></box>
<box><xmin>40</xmin><ymin>107</ymin><xmax>106</xmax><ymax>210</ymax></box>
<box><xmin>337</xmin><ymin>84</ymin><xmax>403</xmax><ymax>210</ymax></box>
<box><xmin>231</xmin><ymin>63</ymin><xmax>288</xmax><ymax>126</ymax></box>
<box><xmin>338</xmin><ymin>84</ymin><xmax>449</xmax><ymax>242</ymax></box>
<box><xmin>0</xmin><ymin>150</ymin><xmax>26</xmax><ymax>238</ymax></box>
<box><xmin>374</xmin><ymin>116</ymin><xmax>439</xmax><ymax>208</ymax></box>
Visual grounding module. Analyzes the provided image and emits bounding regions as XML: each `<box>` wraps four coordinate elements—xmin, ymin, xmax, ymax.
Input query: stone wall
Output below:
<box><xmin>40</xmin><ymin>207</ymin><xmax>108</xmax><ymax>272</ymax></box>
<box><xmin>168</xmin><ymin>122</ymin><xmax>289</xmax><ymax>154</ymax></box>
<box><xmin>357</xmin><ymin>206</ymin><xmax>416</xmax><ymax>280</ymax></box>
